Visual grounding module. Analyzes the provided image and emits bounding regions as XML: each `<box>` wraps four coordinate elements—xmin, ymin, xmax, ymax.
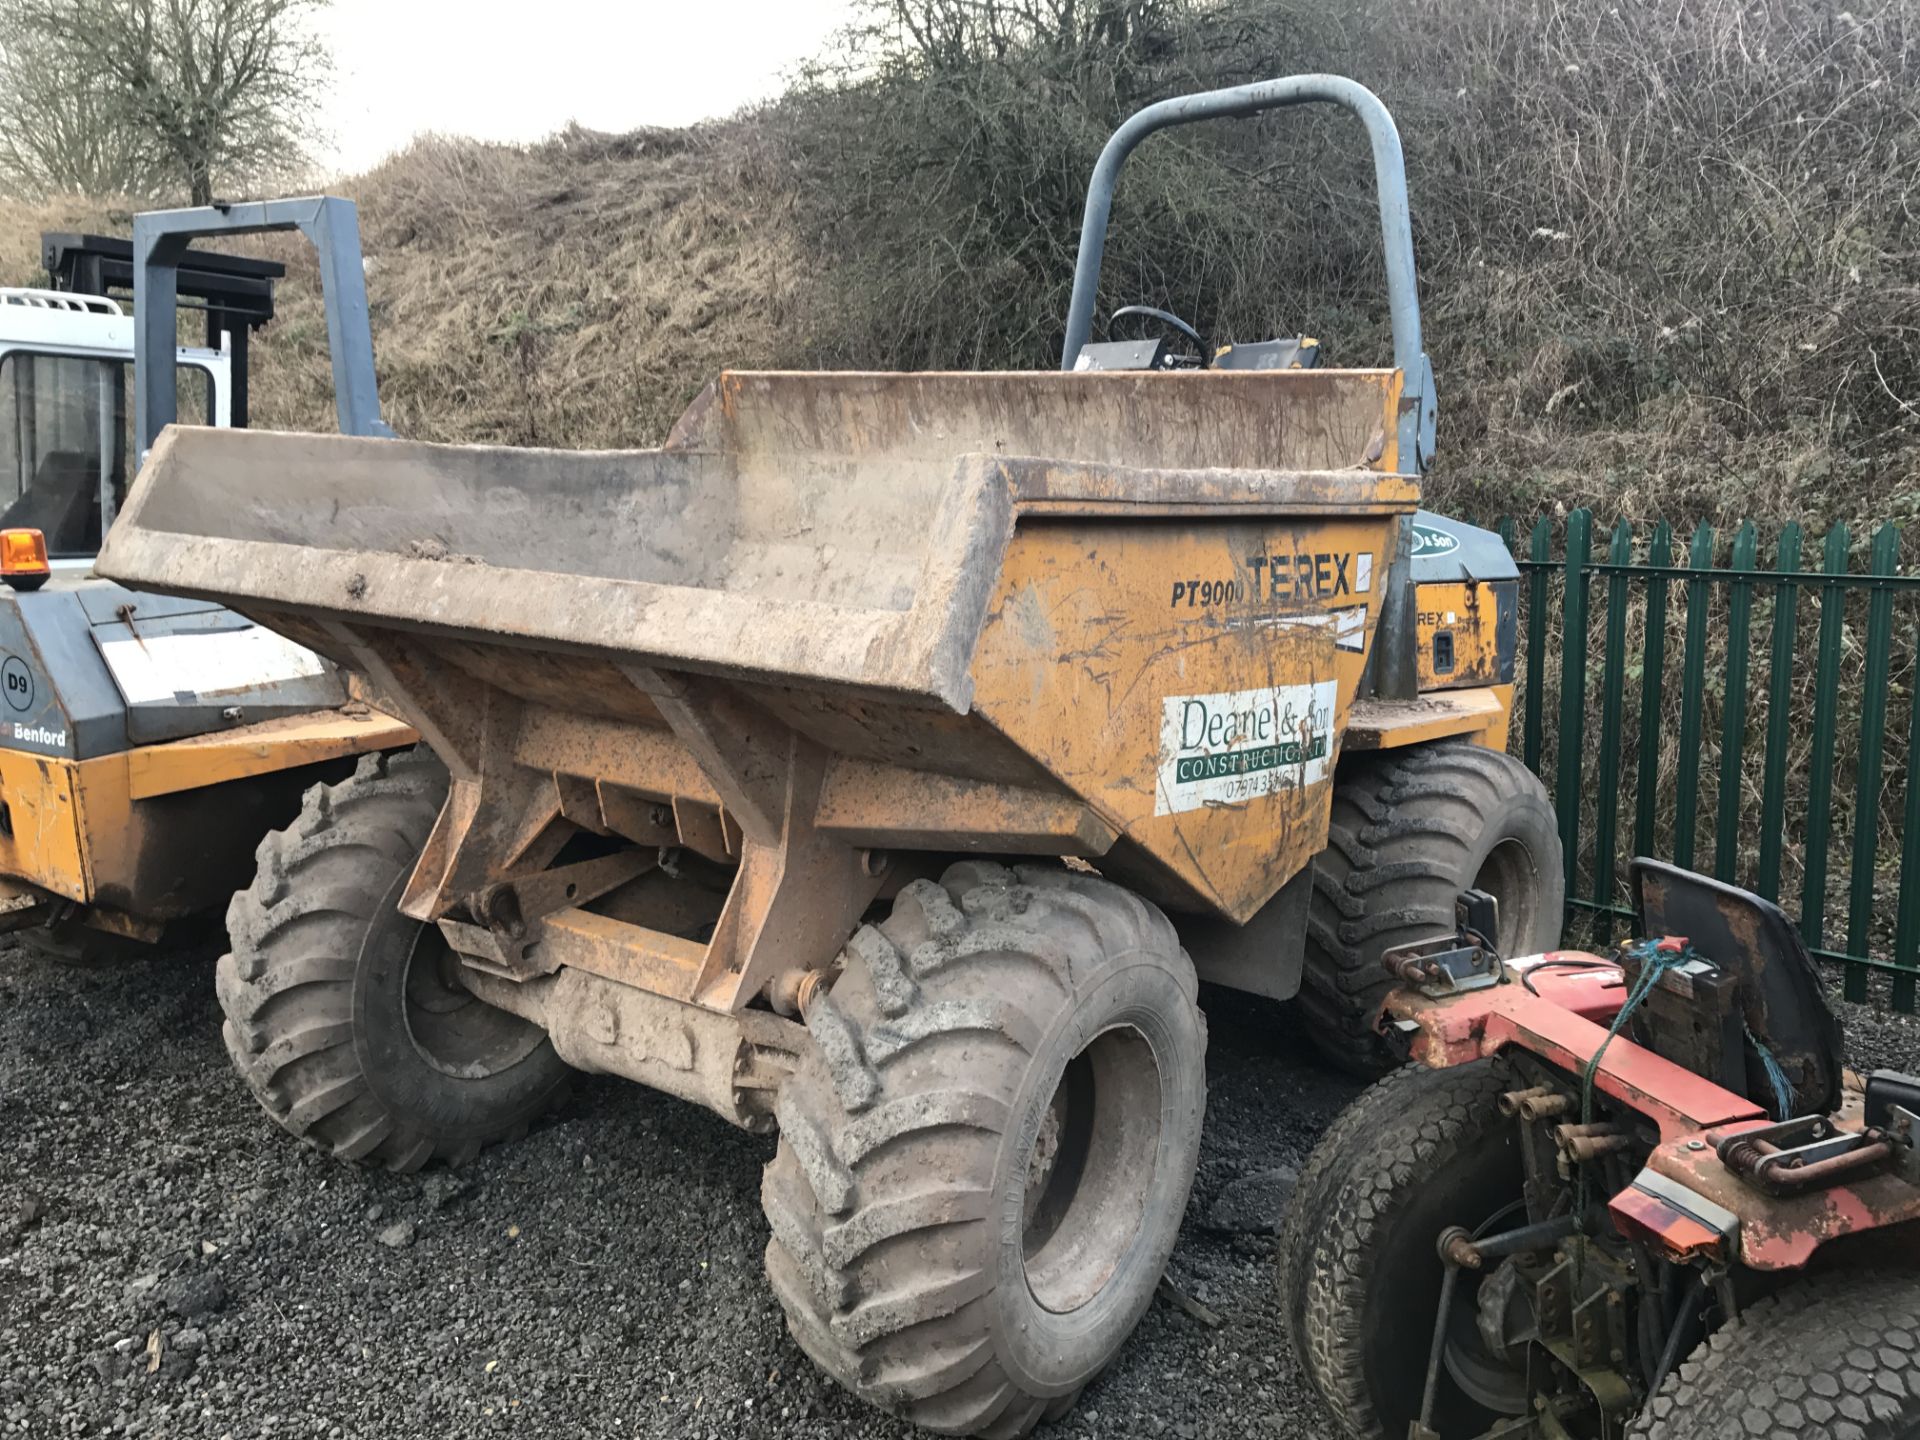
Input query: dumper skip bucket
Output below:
<box><xmin>101</xmin><ymin>367</ymin><xmax>1416</xmax><ymax>992</ymax></box>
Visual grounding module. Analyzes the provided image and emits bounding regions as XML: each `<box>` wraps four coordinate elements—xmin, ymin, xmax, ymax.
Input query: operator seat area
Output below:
<box><xmin>1629</xmin><ymin>858</ymin><xmax>1845</xmax><ymax>1119</ymax></box>
<box><xmin>2</xmin><ymin>450</ymin><xmax>99</xmax><ymax>555</ymax></box>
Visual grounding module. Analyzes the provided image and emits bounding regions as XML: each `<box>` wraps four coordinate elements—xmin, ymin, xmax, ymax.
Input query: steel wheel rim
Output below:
<box><xmin>1020</xmin><ymin>1023</ymin><xmax>1164</xmax><ymax>1315</ymax></box>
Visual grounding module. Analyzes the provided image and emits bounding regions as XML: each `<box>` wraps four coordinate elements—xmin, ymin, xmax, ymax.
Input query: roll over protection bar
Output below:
<box><xmin>1060</xmin><ymin>73</ymin><xmax>1437</xmax><ymax>473</ymax></box>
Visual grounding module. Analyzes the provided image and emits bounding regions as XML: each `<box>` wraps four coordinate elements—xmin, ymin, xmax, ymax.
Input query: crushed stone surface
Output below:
<box><xmin>0</xmin><ymin>936</ymin><xmax>1910</xmax><ymax>1438</ymax></box>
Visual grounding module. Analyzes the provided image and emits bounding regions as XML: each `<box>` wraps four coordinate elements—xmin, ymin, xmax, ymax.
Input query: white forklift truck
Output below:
<box><xmin>0</xmin><ymin>225</ymin><xmax>413</xmax><ymax>957</ymax></box>
<box><xmin>3</xmin><ymin>232</ymin><xmax>240</xmax><ymax>548</ymax></box>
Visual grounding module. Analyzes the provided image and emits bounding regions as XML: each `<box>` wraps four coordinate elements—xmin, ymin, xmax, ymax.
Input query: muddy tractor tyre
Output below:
<box><xmin>1303</xmin><ymin>741</ymin><xmax>1562</xmax><ymax>1076</ymax></box>
<box><xmin>1632</xmin><ymin>1270</ymin><xmax>1920</xmax><ymax>1439</ymax></box>
<box><xmin>218</xmin><ymin>747</ymin><xmax>569</xmax><ymax>1172</ymax></box>
<box><xmin>1273</xmin><ymin>1052</ymin><xmax>1420</xmax><ymax>1369</ymax></box>
<box><xmin>762</xmin><ymin>862</ymin><xmax>1207</xmax><ymax>1438</ymax></box>
<box><xmin>1289</xmin><ymin>1060</ymin><xmax>1522</xmax><ymax>1440</ymax></box>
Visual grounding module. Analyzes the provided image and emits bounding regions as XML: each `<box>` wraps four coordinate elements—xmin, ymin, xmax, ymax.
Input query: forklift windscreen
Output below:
<box><xmin>0</xmin><ymin>351</ymin><xmax>210</xmax><ymax>558</ymax></box>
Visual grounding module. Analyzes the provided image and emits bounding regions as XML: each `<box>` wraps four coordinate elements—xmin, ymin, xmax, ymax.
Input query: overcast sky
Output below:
<box><xmin>314</xmin><ymin>0</ymin><xmax>858</xmax><ymax>175</ymax></box>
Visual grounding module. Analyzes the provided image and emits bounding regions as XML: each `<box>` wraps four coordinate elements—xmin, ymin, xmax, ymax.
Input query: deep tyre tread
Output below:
<box><xmin>1630</xmin><ymin>1270</ymin><xmax>1920</xmax><ymax>1439</ymax></box>
<box><xmin>764</xmin><ymin>863</ymin><xmax>1205</xmax><ymax>1437</ymax></box>
<box><xmin>1302</xmin><ymin>741</ymin><xmax>1562</xmax><ymax>1076</ymax></box>
<box><xmin>218</xmin><ymin>747</ymin><xmax>569</xmax><ymax>1172</ymax></box>
<box><xmin>1296</xmin><ymin>1061</ymin><xmax>1518</xmax><ymax>1440</ymax></box>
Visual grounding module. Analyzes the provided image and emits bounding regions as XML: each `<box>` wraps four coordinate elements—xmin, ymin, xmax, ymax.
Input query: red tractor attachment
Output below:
<box><xmin>1280</xmin><ymin>859</ymin><xmax>1920</xmax><ymax>1440</ymax></box>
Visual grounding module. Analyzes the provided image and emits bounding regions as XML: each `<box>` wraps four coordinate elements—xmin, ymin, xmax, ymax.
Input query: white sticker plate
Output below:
<box><xmin>1155</xmin><ymin>679</ymin><xmax>1338</xmax><ymax>816</ymax></box>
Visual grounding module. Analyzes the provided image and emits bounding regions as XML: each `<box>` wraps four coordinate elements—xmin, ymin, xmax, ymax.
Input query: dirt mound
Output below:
<box><xmin>260</xmin><ymin>119</ymin><xmax>806</xmax><ymax>447</ymax></box>
<box><xmin>1</xmin><ymin>118</ymin><xmax>805</xmax><ymax>450</ymax></box>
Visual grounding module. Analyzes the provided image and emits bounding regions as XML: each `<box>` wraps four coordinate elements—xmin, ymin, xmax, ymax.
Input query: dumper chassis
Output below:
<box><xmin>102</xmin><ymin>77</ymin><xmax>1562</xmax><ymax>1436</ymax></box>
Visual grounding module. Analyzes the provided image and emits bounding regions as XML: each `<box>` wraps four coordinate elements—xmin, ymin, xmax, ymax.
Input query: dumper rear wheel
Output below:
<box><xmin>217</xmin><ymin>747</ymin><xmax>569</xmax><ymax>1172</ymax></box>
<box><xmin>762</xmin><ymin>862</ymin><xmax>1206</xmax><ymax>1438</ymax></box>
<box><xmin>1631</xmin><ymin>1269</ymin><xmax>1920</xmax><ymax>1439</ymax></box>
<box><xmin>1302</xmin><ymin>742</ymin><xmax>1561</xmax><ymax>1076</ymax></box>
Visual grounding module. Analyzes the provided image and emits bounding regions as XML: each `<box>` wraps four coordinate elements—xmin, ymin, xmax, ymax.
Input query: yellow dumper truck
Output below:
<box><xmin>99</xmin><ymin>76</ymin><xmax>1560</xmax><ymax>1438</ymax></box>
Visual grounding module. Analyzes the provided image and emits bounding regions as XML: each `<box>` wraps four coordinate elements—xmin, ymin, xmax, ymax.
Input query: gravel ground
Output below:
<box><xmin>1</xmin><ymin>938</ymin><xmax>1913</xmax><ymax>1440</ymax></box>
<box><xmin>0</xmin><ymin>939</ymin><xmax>1359</xmax><ymax>1440</ymax></box>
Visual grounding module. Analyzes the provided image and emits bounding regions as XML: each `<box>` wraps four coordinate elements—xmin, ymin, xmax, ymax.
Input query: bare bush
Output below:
<box><xmin>783</xmin><ymin>0</ymin><xmax>1357</xmax><ymax>369</ymax></box>
<box><xmin>787</xmin><ymin>0</ymin><xmax>1920</xmax><ymax>528</ymax></box>
<box><xmin>1385</xmin><ymin>0</ymin><xmax>1920</xmax><ymax>526</ymax></box>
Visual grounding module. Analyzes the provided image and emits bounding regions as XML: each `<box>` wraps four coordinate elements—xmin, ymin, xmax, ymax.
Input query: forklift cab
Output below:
<box><xmin>0</xmin><ymin>224</ymin><xmax>415</xmax><ymax>946</ymax></box>
<box><xmin>0</xmin><ymin>230</ymin><xmax>355</xmax><ymax>757</ymax></box>
<box><xmin>0</xmin><ymin>234</ymin><xmax>279</xmax><ymax>565</ymax></box>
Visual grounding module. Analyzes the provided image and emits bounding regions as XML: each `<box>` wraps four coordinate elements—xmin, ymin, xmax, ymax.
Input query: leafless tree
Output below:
<box><xmin>0</xmin><ymin>21</ymin><xmax>155</xmax><ymax>197</ymax></box>
<box><xmin>0</xmin><ymin>0</ymin><xmax>332</xmax><ymax>203</ymax></box>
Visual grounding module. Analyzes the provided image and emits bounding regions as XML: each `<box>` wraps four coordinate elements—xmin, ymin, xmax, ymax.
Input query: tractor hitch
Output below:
<box><xmin>1382</xmin><ymin>886</ymin><xmax>1505</xmax><ymax>994</ymax></box>
<box><xmin>1717</xmin><ymin>1113</ymin><xmax>1899</xmax><ymax>1196</ymax></box>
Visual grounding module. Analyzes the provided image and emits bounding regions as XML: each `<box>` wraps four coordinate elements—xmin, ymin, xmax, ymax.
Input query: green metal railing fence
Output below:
<box><xmin>1498</xmin><ymin>511</ymin><xmax>1920</xmax><ymax>1011</ymax></box>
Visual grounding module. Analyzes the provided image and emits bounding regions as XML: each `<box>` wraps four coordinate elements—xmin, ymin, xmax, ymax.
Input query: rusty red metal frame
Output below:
<box><xmin>1388</xmin><ymin>955</ymin><xmax>1920</xmax><ymax>1271</ymax></box>
<box><xmin>1388</xmin><ymin>960</ymin><xmax>1766</xmax><ymax>1141</ymax></box>
<box><xmin>1638</xmin><ymin>1122</ymin><xmax>1920</xmax><ymax>1269</ymax></box>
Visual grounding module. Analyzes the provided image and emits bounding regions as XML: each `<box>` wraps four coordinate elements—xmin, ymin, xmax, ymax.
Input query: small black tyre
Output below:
<box><xmin>762</xmin><ymin>862</ymin><xmax>1206</xmax><ymax>1438</ymax></box>
<box><xmin>1273</xmin><ymin>1054</ymin><xmax>1415</xmax><ymax>1371</ymax></box>
<box><xmin>218</xmin><ymin>747</ymin><xmax>569</xmax><ymax>1171</ymax></box>
<box><xmin>1303</xmin><ymin>741</ymin><xmax>1562</xmax><ymax>1076</ymax></box>
<box><xmin>1293</xmin><ymin>1060</ymin><xmax>1521</xmax><ymax>1440</ymax></box>
<box><xmin>13</xmin><ymin>919</ymin><xmax>146</xmax><ymax>967</ymax></box>
<box><xmin>1632</xmin><ymin>1270</ymin><xmax>1920</xmax><ymax>1439</ymax></box>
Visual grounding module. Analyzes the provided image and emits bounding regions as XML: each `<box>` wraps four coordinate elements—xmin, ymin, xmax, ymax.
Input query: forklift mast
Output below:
<box><xmin>39</xmin><ymin>232</ymin><xmax>283</xmax><ymax>429</ymax></box>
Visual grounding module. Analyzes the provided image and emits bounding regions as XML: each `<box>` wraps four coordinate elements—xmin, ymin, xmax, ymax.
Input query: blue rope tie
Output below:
<box><xmin>1570</xmin><ymin>938</ymin><xmax>1796</xmax><ymax>1290</ymax></box>
<box><xmin>1575</xmin><ymin>938</ymin><xmax>1695</xmax><ymax>1267</ymax></box>
<box><xmin>1745</xmin><ymin>1024</ymin><xmax>1796</xmax><ymax>1120</ymax></box>
<box><xmin>1580</xmin><ymin>938</ymin><xmax>1692</xmax><ymax>1130</ymax></box>
<box><xmin>1577</xmin><ymin>936</ymin><xmax>1796</xmax><ymax>1123</ymax></box>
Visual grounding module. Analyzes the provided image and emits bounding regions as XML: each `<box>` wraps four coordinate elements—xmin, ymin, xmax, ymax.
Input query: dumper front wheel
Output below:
<box><xmin>217</xmin><ymin>747</ymin><xmax>569</xmax><ymax>1171</ymax></box>
<box><xmin>763</xmin><ymin>862</ymin><xmax>1206</xmax><ymax>1438</ymax></box>
<box><xmin>1302</xmin><ymin>742</ymin><xmax>1561</xmax><ymax>1076</ymax></box>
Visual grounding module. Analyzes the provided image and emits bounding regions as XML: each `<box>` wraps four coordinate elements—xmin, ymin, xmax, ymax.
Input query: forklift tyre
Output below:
<box><xmin>1302</xmin><ymin>742</ymin><xmax>1562</xmax><ymax>1076</ymax></box>
<box><xmin>762</xmin><ymin>862</ymin><xmax>1206</xmax><ymax>1438</ymax></box>
<box><xmin>1286</xmin><ymin>1059</ymin><xmax>1520</xmax><ymax>1440</ymax></box>
<box><xmin>14</xmin><ymin>920</ymin><xmax>146</xmax><ymax>967</ymax></box>
<box><xmin>1632</xmin><ymin>1270</ymin><xmax>1920</xmax><ymax>1439</ymax></box>
<box><xmin>218</xmin><ymin>747</ymin><xmax>569</xmax><ymax>1172</ymax></box>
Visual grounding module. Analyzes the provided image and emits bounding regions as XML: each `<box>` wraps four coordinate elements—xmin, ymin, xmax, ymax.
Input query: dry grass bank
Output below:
<box><xmin>0</xmin><ymin>195</ymin><xmax>137</xmax><ymax>286</ymax></box>
<box><xmin>1</xmin><ymin>121</ymin><xmax>806</xmax><ymax>449</ymax></box>
<box><xmin>1</xmin><ymin>0</ymin><xmax>1913</xmax><ymax>527</ymax></box>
